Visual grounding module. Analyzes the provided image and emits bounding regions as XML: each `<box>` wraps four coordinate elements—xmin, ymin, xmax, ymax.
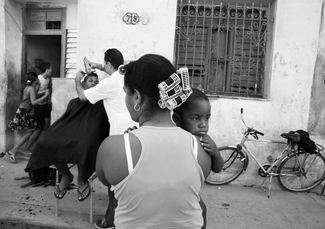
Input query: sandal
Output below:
<box><xmin>0</xmin><ymin>152</ymin><xmax>6</xmax><ymax>158</ymax></box>
<box><xmin>78</xmin><ymin>181</ymin><xmax>90</xmax><ymax>202</ymax></box>
<box><xmin>54</xmin><ymin>184</ymin><xmax>69</xmax><ymax>199</ymax></box>
<box><xmin>5</xmin><ymin>151</ymin><xmax>16</xmax><ymax>163</ymax></box>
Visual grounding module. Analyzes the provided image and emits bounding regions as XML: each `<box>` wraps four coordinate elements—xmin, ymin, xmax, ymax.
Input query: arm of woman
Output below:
<box><xmin>96</xmin><ymin>135</ymin><xmax>129</xmax><ymax>186</ymax></box>
<box><xmin>29</xmin><ymin>87</ymin><xmax>49</xmax><ymax>106</ymax></box>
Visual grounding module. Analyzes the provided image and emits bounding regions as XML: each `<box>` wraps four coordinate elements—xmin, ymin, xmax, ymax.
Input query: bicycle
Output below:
<box><xmin>206</xmin><ymin>108</ymin><xmax>325</xmax><ymax>198</ymax></box>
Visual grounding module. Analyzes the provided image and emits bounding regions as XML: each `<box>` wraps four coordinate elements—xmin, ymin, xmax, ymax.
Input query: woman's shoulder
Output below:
<box><xmin>99</xmin><ymin>134</ymin><xmax>125</xmax><ymax>153</ymax></box>
<box><xmin>25</xmin><ymin>86</ymin><xmax>35</xmax><ymax>95</ymax></box>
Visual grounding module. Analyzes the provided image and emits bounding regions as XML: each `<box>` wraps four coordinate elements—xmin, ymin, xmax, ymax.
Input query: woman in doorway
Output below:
<box><xmin>3</xmin><ymin>72</ymin><xmax>49</xmax><ymax>163</ymax></box>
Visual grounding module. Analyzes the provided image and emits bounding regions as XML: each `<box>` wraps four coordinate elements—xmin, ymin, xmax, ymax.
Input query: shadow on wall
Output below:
<box><xmin>309</xmin><ymin>52</ymin><xmax>325</xmax><ymax>135</ymax></box>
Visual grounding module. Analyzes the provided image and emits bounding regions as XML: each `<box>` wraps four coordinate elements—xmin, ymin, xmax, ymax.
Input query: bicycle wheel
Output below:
<box><xmin>277</xmin><ymin>152</ymin><xmax>325</xmax><ymax>192</ymax></box>
<box><xmin>206</xmin><ymin>146</ymin><xmax>246</xmax><ymax>185</ymax></box>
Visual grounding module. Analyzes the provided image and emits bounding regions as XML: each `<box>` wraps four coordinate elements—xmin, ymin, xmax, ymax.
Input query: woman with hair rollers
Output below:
<box><xmin>96</xmin><ymin>54</ymin><xmax>222</xmax><ymax>228</ymax></box>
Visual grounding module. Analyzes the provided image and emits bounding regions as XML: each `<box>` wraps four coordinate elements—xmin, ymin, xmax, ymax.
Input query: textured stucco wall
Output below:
<box><xmin>77</xmin><ymin>0</ymin><xmax>177</xmax><ymax>66</ymax></box>
<box><xmin>207</xmin><ymin>0</ymin><xmax>324</xmax><ymax>187</ymax></box>
<box><xmin>51</xmin><ymin>78</ymin><xmax>77</xmax><ymax>124</ymax></box>
<box><xmin>309</xmin><ymin>1</ymin><xmax>325</xmax><ymax>135</ymax></box>
<box><xmin>1</xmin><ymin>0</ymin><xmax>23</xmax><ymax>152</ymax></box>
<box><xmin>0</xmin><ymin>0</ymin><xmax>6</xmax><ymax>151</ymax></box>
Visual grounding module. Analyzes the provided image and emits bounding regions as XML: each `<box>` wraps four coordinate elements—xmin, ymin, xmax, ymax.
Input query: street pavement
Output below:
<box><xmin>1</xmin><ymin>153</ymin><xmax>325</xmax><ymax>229</ymax></box>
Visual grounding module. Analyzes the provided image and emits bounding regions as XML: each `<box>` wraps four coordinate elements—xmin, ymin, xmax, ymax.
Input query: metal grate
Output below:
<box><xmin>46</xmin><ymin>21</ymin><xmax>61</xmax><ymax>30</ymax></box>
<box><xmin>174</xmin><ymin>1</ymin><xmax>274</xmax><ymax>97</ymax></box>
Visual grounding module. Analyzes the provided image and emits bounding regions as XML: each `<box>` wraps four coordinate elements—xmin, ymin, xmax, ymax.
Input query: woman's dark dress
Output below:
<box><xmin>25</xmin><ymin>98</ymin><xmax>110</xmax><ymax>181</ymax></box>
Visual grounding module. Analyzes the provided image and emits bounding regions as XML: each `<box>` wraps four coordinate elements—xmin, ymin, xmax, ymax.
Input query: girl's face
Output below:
<box><xmin>178</xmin><ymin>99</ymin><xmax>211</xmax><ymax>137</ymax></box>
<box><xmin>83</xmin><ymin>75</ymin><xmax>98</xmax><ymax>89</ymax></box>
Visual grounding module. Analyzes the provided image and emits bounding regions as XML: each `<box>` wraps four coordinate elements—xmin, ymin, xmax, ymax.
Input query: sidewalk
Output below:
<box><xmin>1</xmin><ymin>155</ymin><xmax>325</xmax><ymax>229</ymax></box>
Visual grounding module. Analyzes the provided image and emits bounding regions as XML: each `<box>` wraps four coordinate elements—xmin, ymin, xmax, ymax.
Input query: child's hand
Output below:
<box><xmin>199</xmin><ymin>134</ymin><xmax>218</xmax><ymax>157</ymax></box>
<box><xmin>199</xmin><ymin>134</ymin><xmax>224</xmax><ymax>173</ymax></box>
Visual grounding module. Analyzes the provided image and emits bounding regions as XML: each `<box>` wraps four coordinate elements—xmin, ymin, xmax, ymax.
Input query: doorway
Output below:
<box><xmin>26</xmin><ymin>35</ymin><xmax>61</xmax><ymax>77</ymax></box>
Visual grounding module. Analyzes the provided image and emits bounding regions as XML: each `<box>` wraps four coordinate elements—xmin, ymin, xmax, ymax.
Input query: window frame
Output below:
<box><xmin>174</xmin><ymin>0</ymin><xmax>275</xmax><ymax>98</ymax></box>
<box><xmin>24</xmin><ymin>7</ymin><xmax>67</xmax><ymax>78</ymax></box>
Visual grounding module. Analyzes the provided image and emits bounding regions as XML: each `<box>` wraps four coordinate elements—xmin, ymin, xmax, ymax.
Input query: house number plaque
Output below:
<box><xmin>123</xmin><ymin>13</ymin><xmax>140</xmax><ymax>25</ymax></box>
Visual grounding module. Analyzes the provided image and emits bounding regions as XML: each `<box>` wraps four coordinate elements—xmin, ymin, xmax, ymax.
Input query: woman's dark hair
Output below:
<box><xmin>26</xmin><ymin>72</ymin><xmax>38</xmax><ymax>86</ymax></box>
<box><xmin>104</xmin><ymin>48</ymin><xmax>124</xmax><ymax>69</ymax></box>
<box><xmin>123</xmin><ymin>54</ymin><xmax>176</xmax><ymax>112</ymax></box>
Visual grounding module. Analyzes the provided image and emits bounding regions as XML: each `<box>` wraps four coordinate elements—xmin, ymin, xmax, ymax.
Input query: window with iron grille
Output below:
<box><xmin>174</xmin><ymin>1</ymin><xmax>275</xmax><ymax>98</ymax></box>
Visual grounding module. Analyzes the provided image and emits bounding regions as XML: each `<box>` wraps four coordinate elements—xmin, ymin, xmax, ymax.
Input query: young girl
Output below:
<box><xmin>173</xmin><ymin>88</ymin><xmax>224</xmax><ymax>229</ymax></box>
<box><xmin>4</xmin><ymin>72</ymin><xmax>49</xmax><ymax>163</ymax></box>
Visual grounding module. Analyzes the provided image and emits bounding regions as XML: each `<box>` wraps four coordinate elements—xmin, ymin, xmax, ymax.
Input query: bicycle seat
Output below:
<box><xmin>280</xmin><ymin>131</ymin><xmax>301</xmax><ymax>143</ymax></box>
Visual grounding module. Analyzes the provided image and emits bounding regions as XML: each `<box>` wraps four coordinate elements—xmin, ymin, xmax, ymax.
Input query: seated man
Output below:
<box><xmin>25</xmin><ymin>73</ymin><xmax>110</xmax><ymax>201</ymax></box>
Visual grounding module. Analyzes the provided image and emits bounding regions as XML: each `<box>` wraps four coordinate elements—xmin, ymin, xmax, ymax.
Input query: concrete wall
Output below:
<box><xmin>309</xmin><ymin>0</ymin><xmax>325</xmax><ymax>135</ymax></box>
<box><xmin>207</xmin><ymin>0</ymin><xmax>324</xmax><ymax>187</ymax></box>
<box><xmin>1</xmin><ymin>0</ymin><xmax>23</xmax><ymax>152</ymax></box>
<box><xmin>0</xmin><ymin>0</ymin><xmax>6</xmax><ymax>151</ymax></box>
<box><xmin>51</xmin><ymin>78</ymin><xmax>76</xmax><ymax>123</ymax></box>
<box><xmin>77</xmin><ymin>0</ymin><xmax>177</xmax><ymax>66</ymax></box>
<box><xmin>66</xmin><ymin>3</ymin><xmax>77</xmax><ymax>29</ymax></box>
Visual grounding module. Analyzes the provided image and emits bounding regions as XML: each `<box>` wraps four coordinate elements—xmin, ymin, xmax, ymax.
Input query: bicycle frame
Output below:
<box><xmin>240</xmin><ymin>138</ymin><xmax>290</xmax><ymax>177</ymax></box>
<box><xmin>207</xmin><ymin>108</ymin><xmax>325</xmax><ymax>197</ymax></box>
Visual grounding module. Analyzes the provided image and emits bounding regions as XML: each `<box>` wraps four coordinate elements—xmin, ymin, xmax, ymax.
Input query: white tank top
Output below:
<box><xmin>111</xmin><ymin>126</ymin><xmax>205</xmax><ymax>229</ymax></box>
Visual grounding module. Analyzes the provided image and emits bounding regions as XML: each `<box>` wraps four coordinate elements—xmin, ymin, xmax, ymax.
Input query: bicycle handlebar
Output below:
<box><xmin>255</xmin><ymin>130</ymin><xmax>264</xmax><ymax>136</ymax></box>
<box><xmin>241</xmin><ymin>108</ymin><xmax>264</xmax><ymax>137</ymax></box>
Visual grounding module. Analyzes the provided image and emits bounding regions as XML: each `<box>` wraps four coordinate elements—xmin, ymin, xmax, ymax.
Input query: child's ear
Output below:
<box><xmin>172</xmin><ymin>112</ymin><xmax>181</xmax><ymax>126</ymax></box>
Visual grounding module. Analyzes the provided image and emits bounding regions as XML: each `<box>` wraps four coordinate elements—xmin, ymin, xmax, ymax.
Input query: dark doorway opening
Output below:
<box><xmin>26</xmin><ymin>35</ymin><xmax>61</xmax><ymax>78</ymax></box>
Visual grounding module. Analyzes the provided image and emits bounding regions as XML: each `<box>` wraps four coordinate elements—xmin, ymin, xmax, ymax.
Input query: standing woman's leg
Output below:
<box><xmin>95</xmin><ymin>187</ymin><xmax>116</xmax><ymax>228</ymax></box>
<box><xmin>23</xmin><ymin>129</ymin><xmax>41</xmax><ymax>154</ymax></box>
<box><xmin>105</xmin><ymin>188</ymin><xmax>117</xmax><ymax>225</ymax></box>
<box><xmin>6</xmin><ymin>131</ymin><xmax>33</xmax><ymax>163</ymax></box>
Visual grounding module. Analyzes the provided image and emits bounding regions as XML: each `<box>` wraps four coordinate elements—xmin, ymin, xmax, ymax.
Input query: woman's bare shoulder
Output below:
<box><xmin>96</xmin><ymin>134</ymin><xmax>128</xmax><ymax>185</ymax></box>
<box><xmin>98</xmin><ymin>135</ymin><xmax>125</xmax><ymax>158</ymax></box>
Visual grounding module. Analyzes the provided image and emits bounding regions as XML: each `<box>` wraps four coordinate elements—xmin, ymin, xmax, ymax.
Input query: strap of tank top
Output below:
<box><xmin>124</xmin><ymin>133</ymin><xmax>134</xmax><ymax>173</ymax></box>
<box><xmin>192</xmin><ymin>135</ymin><xmax>198</xmax><ymax>161</ymax></box>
